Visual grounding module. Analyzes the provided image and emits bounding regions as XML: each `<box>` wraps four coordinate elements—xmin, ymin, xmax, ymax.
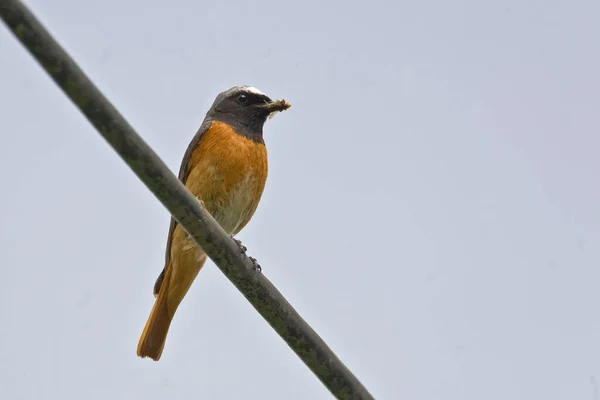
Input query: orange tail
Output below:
<box><xmin>137</xmin><ymin>255</ymin><xmax>207</xmax><ymax>361</ymax></box>
<box><xmin>137</xmin><ymin>265</ymin><xmax>175</xmax><ymax>361</ymax></box>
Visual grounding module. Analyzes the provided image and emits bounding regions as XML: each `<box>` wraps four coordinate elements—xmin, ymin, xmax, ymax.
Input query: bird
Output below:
<box><xmin>137</xmin><ymin>85</ymin><xmax>291</xmax><ymax>361</ymax></box>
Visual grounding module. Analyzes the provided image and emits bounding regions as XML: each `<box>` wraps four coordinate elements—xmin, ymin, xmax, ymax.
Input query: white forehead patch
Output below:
<box><xmin>240</xmin><ymin>86</ymin><xmax>265</xmax><ymax>96</ymax></box>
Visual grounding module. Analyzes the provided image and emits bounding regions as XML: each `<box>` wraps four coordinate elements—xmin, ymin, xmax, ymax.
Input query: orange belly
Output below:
<box><xmin>183</xmin><ymin>120</ymin><xmax>268</xmax><ymax>235</ymax></box>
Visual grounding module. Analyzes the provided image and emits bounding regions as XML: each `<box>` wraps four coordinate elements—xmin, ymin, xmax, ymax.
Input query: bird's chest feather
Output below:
<box><xmin>184</xmin><ymin>121</ymin><xmax>268</xmax><ymax>234</ymax></box>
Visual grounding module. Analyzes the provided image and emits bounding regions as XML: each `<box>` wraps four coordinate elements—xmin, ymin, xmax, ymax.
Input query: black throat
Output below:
<box><xmin>209</xmin><ymin>110</ymin><xmax>266</xmax><ymax>144</ymax></box>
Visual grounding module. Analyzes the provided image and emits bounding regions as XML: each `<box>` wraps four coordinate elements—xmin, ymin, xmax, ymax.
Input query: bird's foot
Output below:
<box><xmin>249</xmin><ymin>257</ymin><xmax>262</xmax><ymax>272</ymax></box>
<box><xmin>230</xmin><ymin>236</ymin><xmax>261</xmax><ymax>272</ymax></box>
<box><xmin>196</xmin><ymin>196</ymin><xmax>205</xmax><ymax>208</ymax></box>
<box><xmin>231</xmin><ymin>236</ymin><xmax>247</xmax><ymax>253</ymax></box>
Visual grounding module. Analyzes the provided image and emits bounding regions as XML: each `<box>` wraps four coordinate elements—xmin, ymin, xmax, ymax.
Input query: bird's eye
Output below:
<box><xmin>237</xmin><ymin>94</ymin><xmax>248</xmax><ymax>104</ymax></box>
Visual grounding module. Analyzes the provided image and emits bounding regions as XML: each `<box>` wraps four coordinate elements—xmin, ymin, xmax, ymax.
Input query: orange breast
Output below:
<box><xmin>183</xmin><ymin>121</ymin><xmax>268</xmax><ymax>235</ymax></box>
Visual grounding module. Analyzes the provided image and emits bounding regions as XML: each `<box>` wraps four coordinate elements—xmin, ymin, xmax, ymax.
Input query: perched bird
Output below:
<box><xmin>137</xmin><ymin>86</ymin><xmax>290</xmax><ymax>361</ymax></box>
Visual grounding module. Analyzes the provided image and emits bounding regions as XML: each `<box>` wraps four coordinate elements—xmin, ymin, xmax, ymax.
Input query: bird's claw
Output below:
<box><xmin>249</xmin><ymin>257</ymin><xmax>262</xmax><ymax>272</ymax></box>
<box><xmin>230</xmin><ymin>236</ymin><xmax>261</xmax><ymax>272</ymax></box>
<box><xmin>231</xmin><ymin>236</ymin><xmax>247</xmax><ymax>253</ymax></box>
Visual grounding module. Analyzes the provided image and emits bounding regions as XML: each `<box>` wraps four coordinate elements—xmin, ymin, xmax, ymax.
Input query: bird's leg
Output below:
<box><xmin>231</xmin><ymin>235</ymin><xmax>247</xmax><ymax>253</ymax></box>
<box><xmin>230</xmin><ymin>235</ymin><xmax>262</xmax><ymax>272</ymax></box>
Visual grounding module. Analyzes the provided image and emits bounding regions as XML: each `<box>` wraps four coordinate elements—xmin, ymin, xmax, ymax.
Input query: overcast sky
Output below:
<box><xmin>1</xmin><ymin>0</ymin><xmax>600</xmax><ymax>399</ymax></box>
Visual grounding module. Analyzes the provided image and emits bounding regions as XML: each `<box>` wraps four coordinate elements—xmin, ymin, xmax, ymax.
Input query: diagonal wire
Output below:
<box><xmin>0</xmin><ymin>0</ymin><xmax>374</xmax><ymax>399</ymax></box>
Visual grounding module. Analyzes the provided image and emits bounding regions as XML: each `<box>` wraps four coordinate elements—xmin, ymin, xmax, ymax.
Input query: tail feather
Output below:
<box><xmin>137</xmin><ymin>255</ymin><xmax>207</xmax><ymax>361</ymax></box>
<box><xmin>137</xmin><ymin>266</ymin><xmax>174</xmax><ymax>361</ymax></box>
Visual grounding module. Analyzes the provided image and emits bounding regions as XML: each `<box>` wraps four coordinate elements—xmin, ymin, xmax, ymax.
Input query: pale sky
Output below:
<box><xmin>1</xmin><ymin>0</ymin><xmax>600</xmax><ymax>399</ymax></box>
